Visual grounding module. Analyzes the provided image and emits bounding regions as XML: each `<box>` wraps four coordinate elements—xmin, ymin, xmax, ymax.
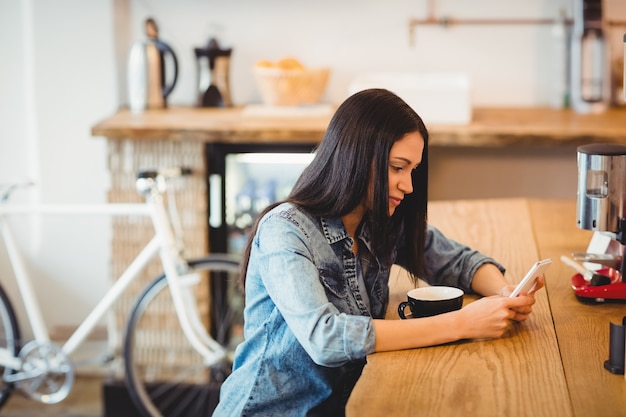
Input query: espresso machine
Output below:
<box><xmin>574</xmin><ymin>143</ymin><xmax>626</xmax><ymax>301</ymax></box>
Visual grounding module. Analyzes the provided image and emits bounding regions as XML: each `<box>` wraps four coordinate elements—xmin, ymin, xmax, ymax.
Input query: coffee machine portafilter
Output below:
<box><xmin>575</xmin><ymin>143</ymin><xmax>626</xmax><ymax>300</ymax></box>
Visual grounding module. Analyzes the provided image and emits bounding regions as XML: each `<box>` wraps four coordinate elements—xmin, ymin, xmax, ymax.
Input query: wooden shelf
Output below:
<box><xmin>92</xmin><ymin>106</ymin><xmax>626</xmax><ymax>147</ymax></box>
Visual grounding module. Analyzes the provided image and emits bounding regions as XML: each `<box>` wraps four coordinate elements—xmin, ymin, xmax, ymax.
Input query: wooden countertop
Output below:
<box><xmin>91</xmin><ymin>106</ymin><xmax>626</xmax><ymax>147</ymax></box>
<box><xmin>528</xmin><ymin>199</ymin><xmax>626</xmax><ymax>417</ymax></box>
<box><xmin>346</xmin><ymin>198</ymin><xmax>626</xmax><ymax>417</ymax></box>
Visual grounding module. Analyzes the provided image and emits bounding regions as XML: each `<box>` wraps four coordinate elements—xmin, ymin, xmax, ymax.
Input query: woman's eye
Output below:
<box><xmin>391</xmin><ymin>166</ymin><xmax>403</xmax><ymax>172</ymax></box>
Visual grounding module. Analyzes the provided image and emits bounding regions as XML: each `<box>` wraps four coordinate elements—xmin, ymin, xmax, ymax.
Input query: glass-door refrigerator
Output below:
<box><xmin>205</xmin><ymin>143</ymin><xmax>316</xmax><ymax>351</ymax></box>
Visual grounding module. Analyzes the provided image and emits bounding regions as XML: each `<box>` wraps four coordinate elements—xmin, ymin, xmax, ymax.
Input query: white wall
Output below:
<box><xmin>124</xmin><ymin>0</ymin><xmax>625</xmax><ymax>108</ymax></box>
<box><xmin>0</xmin><ymin>0</ymin><xmax>117</xmax><ymax>340</ymax></box>
<box><xmin>0</xmin><ymin>0</ymin><xmax>624</xmax><ymax>339</ymax></box>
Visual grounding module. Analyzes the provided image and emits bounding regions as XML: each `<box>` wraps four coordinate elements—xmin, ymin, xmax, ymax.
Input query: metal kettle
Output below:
<box><xmin>127</xmin><ymin>18</ymin><xmax>178</xmax><ymax>112</ymax></box>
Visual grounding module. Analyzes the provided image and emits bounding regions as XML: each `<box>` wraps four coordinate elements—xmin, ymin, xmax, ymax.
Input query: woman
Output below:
<box><xmin>213</xmin><ymin>89</ymin><xmax>541</xmax><ymax>416</ymax></box>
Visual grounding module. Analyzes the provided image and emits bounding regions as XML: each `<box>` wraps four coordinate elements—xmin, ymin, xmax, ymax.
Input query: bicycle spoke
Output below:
<box><xmin>0</xmin><ymin>283</ymin><xmax>20</xmax><ymax>409</ymax></box>
<box><xmin>124</xmin><ymin>256</ymin><xmax>239</xmax><ymax>417</ymax></box>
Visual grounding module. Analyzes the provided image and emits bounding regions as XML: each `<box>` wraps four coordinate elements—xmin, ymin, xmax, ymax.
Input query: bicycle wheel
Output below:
<box><xmin>124</xmin><ymin>254</ymin><xmax>241</xmax><ymax>417</ymax></box>
<box><xmin>0</xmin><ymin>282</ymin><xmax>20</xmax><ymax>409</ymax></box>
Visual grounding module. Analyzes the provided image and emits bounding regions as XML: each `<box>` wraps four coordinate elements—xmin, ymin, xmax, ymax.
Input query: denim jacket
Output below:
<box><xmin>213</xmin><ymin>203</ymin><xmax>504</xmax><ymax>417</ymax></box>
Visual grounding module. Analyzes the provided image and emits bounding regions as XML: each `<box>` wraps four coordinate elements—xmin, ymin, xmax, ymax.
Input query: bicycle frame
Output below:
<box><xmin>0</xmin><ymin>181</ymin><xmax>226</xmax><ymax>380</ymax></box>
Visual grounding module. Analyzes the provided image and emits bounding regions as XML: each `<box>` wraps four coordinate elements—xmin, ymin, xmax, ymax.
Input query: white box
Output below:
<box><xmin>348</xmin><ymin>72</ymin><xmax>472</xmax><ymax>125</ymax></box>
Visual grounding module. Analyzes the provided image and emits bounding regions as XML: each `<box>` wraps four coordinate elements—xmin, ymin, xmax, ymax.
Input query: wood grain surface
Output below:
<box><xmin>91</xmin><ymin>107</ymin><xmax>626</xmax><ymax>147</ymax></box>
<box><xmin>347</xmin><ymin>199</ymin><xmax>572</xmax><ymax>417</ymax></box>
<box><xmin>528</xmin><ymin>199</ymin><xmax>626</xmax><ymax>417</ymax></box>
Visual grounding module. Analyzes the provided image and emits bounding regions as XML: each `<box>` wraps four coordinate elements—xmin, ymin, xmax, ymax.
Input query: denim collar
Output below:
<box><xmin>319</xmin><ymin>216</ymin><xmax>350</xmax><ymax>244</ymax></box>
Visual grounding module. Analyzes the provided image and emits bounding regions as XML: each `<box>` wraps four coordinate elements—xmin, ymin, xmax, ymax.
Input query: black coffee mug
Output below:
<box><xmin>398</xmin><ymin>286</ymin><xmax>464</xmax><ymax>319</ymax></box>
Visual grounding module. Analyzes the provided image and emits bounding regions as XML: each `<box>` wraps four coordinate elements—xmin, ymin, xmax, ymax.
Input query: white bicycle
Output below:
<box><xmin>0</xmin><ymin>168</ymin><xmax>240</xmax><ymax>416</ymax></box>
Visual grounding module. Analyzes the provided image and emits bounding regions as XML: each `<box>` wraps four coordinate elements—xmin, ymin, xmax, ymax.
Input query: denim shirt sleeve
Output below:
<box><xmin>251</xmin><ymin>210</ymin><xmax>376</xmax><ymax>367</ymax></box>
<box><xmin>419</xmin><ymin>225</ymin><xmax>506</xmax><ymax>293</ymax></box>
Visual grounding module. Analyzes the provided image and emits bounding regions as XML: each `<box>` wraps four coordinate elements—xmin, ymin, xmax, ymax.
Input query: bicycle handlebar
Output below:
<box><xmin>135</xmin><ymin>167</ymin><xmax>193</xmax><ymax>197</ymax></box>
<box><xmin>1</xmin><ymin>167</ymin><xmax>192</xmax><ymax>203</ymax></box>
<box><xmin>137</xmin><ymin>167</ymin><xmax>193</xmax><ymax>181</ymax></box>
<box><xmin>0</xmin><ymin>181</ymin><xmax>35</xmax><ymax>203</ymax></box>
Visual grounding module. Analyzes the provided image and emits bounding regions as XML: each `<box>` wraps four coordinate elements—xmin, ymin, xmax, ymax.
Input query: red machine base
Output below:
<box><xmin>571</xmin><ymin>268</ymin><xmax>626</xmax><ymax>302</ymax></box>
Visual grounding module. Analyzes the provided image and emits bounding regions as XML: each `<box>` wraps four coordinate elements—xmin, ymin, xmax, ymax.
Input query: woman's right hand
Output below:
<box><xmin>454</xmin><ymin>295</ymin><xmax>535</xmax><ymax>340</ymax></box>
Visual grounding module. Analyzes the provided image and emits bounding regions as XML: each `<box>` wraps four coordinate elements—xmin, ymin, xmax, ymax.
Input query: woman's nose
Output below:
<box><xmin>399</xmin><ymin>173</ymin><xmax>413</xmax><ymax>194</ymax></box>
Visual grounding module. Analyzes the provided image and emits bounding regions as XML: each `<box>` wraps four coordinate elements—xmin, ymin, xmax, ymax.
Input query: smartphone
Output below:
<box><xmin>509</xmin><ymin>258</ymin><xmax>552</xmax><ymax>298</ymax></box>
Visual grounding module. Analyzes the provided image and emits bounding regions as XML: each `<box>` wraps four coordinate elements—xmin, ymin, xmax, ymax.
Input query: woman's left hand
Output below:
<box><xmin>498</xmin><ymin>277</ymin><xmax>544</xmax><ymax>322</ymax></box>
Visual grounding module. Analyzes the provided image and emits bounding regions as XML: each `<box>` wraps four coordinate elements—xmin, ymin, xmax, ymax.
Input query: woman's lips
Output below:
<box><xmin>389</xmin><ymin>197</ymin><xmax>402</xmax><ymax>207</ymax></box>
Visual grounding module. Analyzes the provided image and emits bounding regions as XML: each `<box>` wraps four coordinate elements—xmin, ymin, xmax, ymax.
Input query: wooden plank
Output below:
<box><xmin>91</xmin><ymin>107</ymin><xmax>626</xmax><ymax>146</ymax></box>
<box><xmin>428</xmin><ymin>107</ymin><xmax>626</xmax><ymax>147</ymax></box>
<box><xmin>347</xmin><ymin>199</ymin><xmax>572</xmax><ymax>417</ymax></box>
<box><xmin>91</xmin><ymin>107</ymin><xmax>328</xmax><ymax>144</ymax></box>
<box><xmin>528</xmin><ymin>199</ymin><xmax>626</xmax><ymax>417</ymax></box>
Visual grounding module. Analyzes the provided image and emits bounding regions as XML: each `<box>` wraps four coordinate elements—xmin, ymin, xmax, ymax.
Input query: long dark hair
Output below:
<box><xmin>239</xmin><ymin>88</ymin><xmax>429</xmax><ymax>287</ymax></box>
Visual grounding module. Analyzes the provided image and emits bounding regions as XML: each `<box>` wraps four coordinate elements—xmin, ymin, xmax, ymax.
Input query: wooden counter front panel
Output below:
<box><xmin>106</xmin><ymin>140</ymin><xmax>210</xmax><ymax>362</ymax></box>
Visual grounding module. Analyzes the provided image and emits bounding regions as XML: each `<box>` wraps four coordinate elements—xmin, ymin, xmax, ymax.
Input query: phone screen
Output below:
<box><xmin>509</xmin><ymin>258</ymin><xmax>552</xmax><ymax>298</ymax></box>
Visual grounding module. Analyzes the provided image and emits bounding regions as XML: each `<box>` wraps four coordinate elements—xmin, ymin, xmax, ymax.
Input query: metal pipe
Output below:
<box><xmin>413</xmin><ymin>0</ymin><xmax>625</xmax><ymax>29</ymax></box>
<box><xmin>407</xmin><ymin>16</ymin><xmax>625</xmax><ymax>46</ymax></box>
<box><xmin>409</xmin><ymin>17</ymin><xmax>574</xmax><ymax>27</ymax></box>
<box><xmin>409</xmin><ymin>16</ymin><xmax>626</xmax><ymax>28</ymax></box>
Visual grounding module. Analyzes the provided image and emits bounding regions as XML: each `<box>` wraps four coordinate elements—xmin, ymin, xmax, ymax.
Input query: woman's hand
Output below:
<box><xmin>454</xmin><ymin>294</ymin><xmax>537</xmax><ymax>340</ymax></box>
<box><xmin>374</xmin><ymin>280</ymin><xmax>541</xmax><ymax>351</ymax></box>
<box><xmin>498</xmin><ymin>276</ymin><xmax>543</xmax><ymax>322</ymax></box>
<box><xmin>470</xmin><ymin>263</ymin><xmax>544</xmax><ymax>324</ymax></box>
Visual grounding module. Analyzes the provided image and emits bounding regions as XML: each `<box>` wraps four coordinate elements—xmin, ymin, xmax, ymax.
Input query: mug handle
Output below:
<box><xmin>398</xmin><ymin>301</ymin><xmax>410</xmax><ymax>319</ymax></box>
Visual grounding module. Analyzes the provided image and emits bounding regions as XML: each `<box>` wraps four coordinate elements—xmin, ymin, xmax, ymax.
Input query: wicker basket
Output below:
<box><xmin>253</xmin><ymin>67</ymin><xmax>330</xmax><ymax>106</ymax></box>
